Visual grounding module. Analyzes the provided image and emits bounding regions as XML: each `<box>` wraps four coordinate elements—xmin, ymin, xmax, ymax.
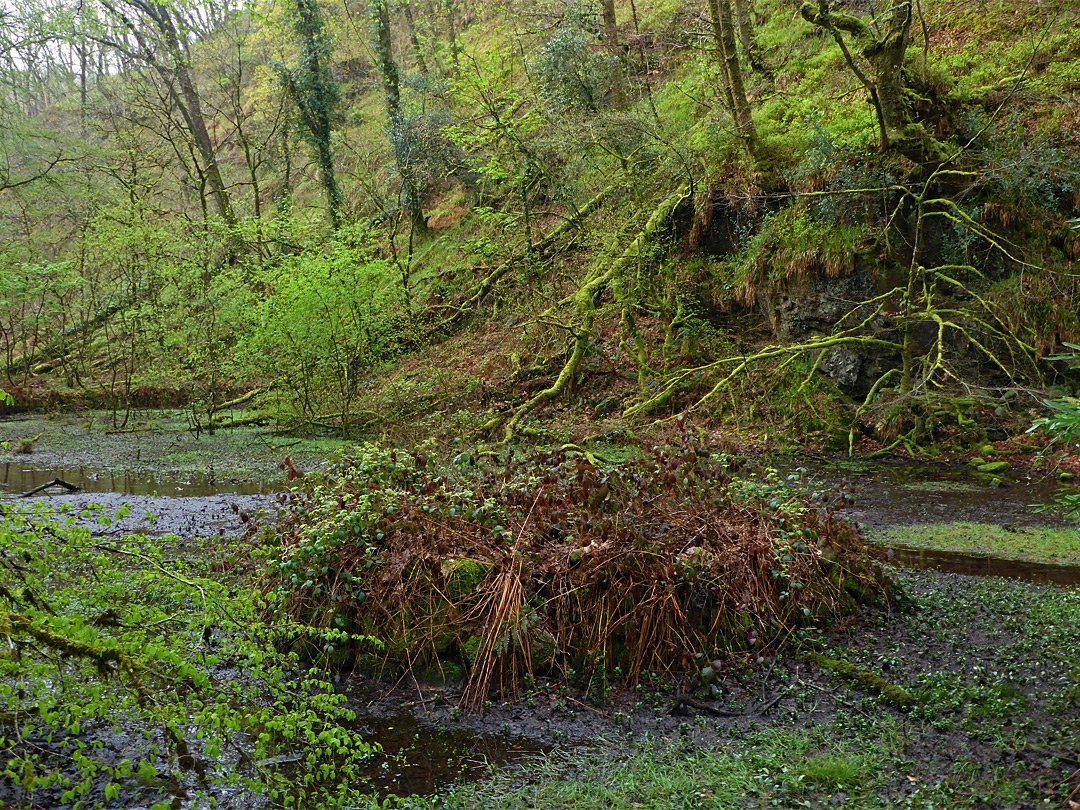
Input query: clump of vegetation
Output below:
<box><xmin>264</xmin><ymin>424</ymin><xmax>895</xmax><ymax>707</ymax></box>
<box><xmin>14</xmin><ymin>431</ymin><xmax>39</xmax><ymax>454</ymax></box>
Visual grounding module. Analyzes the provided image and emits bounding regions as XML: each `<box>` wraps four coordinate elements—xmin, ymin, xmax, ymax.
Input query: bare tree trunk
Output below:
<box><xmin>707</xmin><ymin>0</ymin><xmax>757</xmax><ymax>159</ymax></box>
<box><xmin>732</xmin><ymin>0</ymin><xmax>763</xmax><ymax>72</ymax></box>
<box><xmin>872</xmin><ymin>0</ymin><xmax>913</xmax><ymax>143</ymax></box>
<box><xmin>601</xmin><ymin>0</ymin><xmax>616</xmax><ymax>31</ymax></box>
<box><xmin>98</xmin><ymin>0</ymin><xmax>241</xmax><ymax>236</ymax></box>
<box><xmin>146</xmin><ymin>2</ymin><xmax>238</xmax><ymax>231</ymax></box>
<box><xmin>401</xmin><ymin>1</ymin><xmax>429</xmax><ymax>75</ymax></box>
<box><xmin>443</xmin><ymin>0</ymin><xmax>461</xmax><ymax>70</ymax></box>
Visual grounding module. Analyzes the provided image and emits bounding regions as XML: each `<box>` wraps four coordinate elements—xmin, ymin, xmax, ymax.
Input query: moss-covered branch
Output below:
<box><xmin>494</xmin><ymin>186</ymin><xmax>691</xmax><ymax>444</ymax></box>
<box><xmin>1</xmin><ymin>611</ymin><xmax>147</xmax><ymax>702</ymax></box>
<box><xmin>808</xmin><ymin>652</ymin><xmax>919</xmax><ymax>710</ymax></box>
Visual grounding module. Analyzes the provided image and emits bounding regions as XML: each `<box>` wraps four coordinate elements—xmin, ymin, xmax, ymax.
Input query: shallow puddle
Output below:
<box><xmin>0</xmin><ymin>463</ymin><xmax>269</xmax><ymax>497</ymax></box>
<box><xmin>783</xmin><ymin>455</ymin><xmax>1075</xmax><ymax>531</ymax></box>
<box><xmin>354</xmin><ymin>712</ymin><xmax>545</xmax><ymax>796</ymax></box>
<box><xmin>877</xmin><ymin>545</ymin><xmax>1080</xmax><ymax>586</ymax></box>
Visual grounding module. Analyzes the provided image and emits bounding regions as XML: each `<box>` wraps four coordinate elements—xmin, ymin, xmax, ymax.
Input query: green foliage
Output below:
<box><xmin>387</xmin><ymin>100</ymin><xmax>461</xmax><ymax>223</ymax></box>
<box><xmin>0</xmin><ymin>259</ymin><xmax>81</xmax><ymax>383</ymax></box>
<box><xmin>0</xmin><ymin>501</ymin><xmax>373</xmax><ymax>808</ymax></box>
<box><xmin>790</xmin><ymin>109</ymin><xmax>900</xmax><ymax>227</ymax></box>
<box><xmin>240</xmin><ymin>226</ymin><xmax>417</xmax><ymax>429</ymax></box>
<box><xmin>532</xmin><ymin>12</ymin><xmax>618</xmax><ymax>113</ymax></box>
<box><xmin>979</xmin><ymin>117</ymin><xmax>1080</xmax><ymax>211</ymax></box>
<box><xmin>732</xmin><ymin>205</ymin><xmax>866</xmax><ymax>304</ymax></box>
<box><xmin>1030</xmin><ymin>343</ymin><xmax>1080</xmax><ymax>518</ymax></box>
<box><xmin>446</xmin><ymin>49</ymin><xmax>546</xmax><ymax>186</ymax></box>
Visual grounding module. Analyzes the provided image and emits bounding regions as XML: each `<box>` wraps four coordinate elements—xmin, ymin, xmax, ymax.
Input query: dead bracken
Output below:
<box><xmin>265</xmin><ymin>426</ymin><xmax>896</xmax><ymax>707</ymax></box>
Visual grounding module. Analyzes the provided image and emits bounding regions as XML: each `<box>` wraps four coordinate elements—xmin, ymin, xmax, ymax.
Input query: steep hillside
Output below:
<box><xmin>0</xmin><ymin>0</ymin><xmax>1077</xmax><ymax>457</ymax></box>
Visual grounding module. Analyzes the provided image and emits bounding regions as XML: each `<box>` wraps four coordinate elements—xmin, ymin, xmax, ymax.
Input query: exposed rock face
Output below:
<box><xmin>764</xmin><ymin>268</ymin><xmax>878</xmax><ymax>344</ymax></box>
<box><xmin>818</xmin><ymin>343</ymin><xmax>900</xmax><ymax>399</ymax></box>
<box><xmin>758</xmin><ymin>268</ymin><xmax>902</xmax><ymax>399</ymax></box>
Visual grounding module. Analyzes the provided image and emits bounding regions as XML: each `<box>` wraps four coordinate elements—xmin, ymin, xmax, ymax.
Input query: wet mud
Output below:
<box><xmin>343</xmin><ymin>570</ymin><xmax>1079</xmax><ymax>805</ymax></box>
<box><xmin>789</xmin><ymin>454</ymin><xmax>1076</xmax><ymax>531</ymax></box>
<box><xmin>2</xmin><ymin>490</ymin><xmax>273</xmax><ymax>541</ymax></box>
<box><xmin>351</xmin><ymin>709</ymin><xmax>545</xmax><ymax>797</ymax></box>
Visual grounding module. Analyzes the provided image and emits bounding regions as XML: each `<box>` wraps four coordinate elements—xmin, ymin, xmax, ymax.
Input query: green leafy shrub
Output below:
<box><xmin>1031</xmin><ymin>343</ymin><xmax>1080</xmax><ymax>519</ymax></box>
<box><xmin>532</xmin><ymin>5</ymin><xmax>620</xmax><ymax>113</ymax></box>
<box><xmin>980</xmin><ymin>119</ymin><xmax>1080</xmax><ymax>212</ymax></box>
<box><xmin>241</xmin><ymin>227</ymin><xmax>419</xmax><ymax>431</ymax></box>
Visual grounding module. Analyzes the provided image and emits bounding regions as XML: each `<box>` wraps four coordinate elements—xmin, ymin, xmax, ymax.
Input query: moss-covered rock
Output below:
<box><xmin>529</xmin><ymin>628</ymin><xmax>558</xmax><ymax>674</ymax></box>
<box><xmin>441</xmin><ymin>558</ymin><xmax>493</xmax><ymax>602</ymax></box>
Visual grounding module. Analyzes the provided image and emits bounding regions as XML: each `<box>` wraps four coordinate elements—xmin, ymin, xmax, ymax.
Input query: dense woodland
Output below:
<box><xmin>0</xmin><ymin>0</ymin><xmax>1077</xmax><ymax>450</ymax></box>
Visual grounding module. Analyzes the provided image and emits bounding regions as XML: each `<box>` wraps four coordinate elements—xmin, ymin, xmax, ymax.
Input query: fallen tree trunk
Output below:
<box><xmin>21</xmin><ymin>478</ymin><xmax>81</xmax><ymax>497</ymax></box>
<box><xmin>435</xmin><ymin>184</ymin><xmax>618</xmax><ymax>331</ymax></box>
<box><xmin>492</xmin><ymin>185</ymin><xmax>692</xmax><ymax>444</ymax></box>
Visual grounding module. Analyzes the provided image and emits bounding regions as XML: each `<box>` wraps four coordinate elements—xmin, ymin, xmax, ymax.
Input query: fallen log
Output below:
<box><xmin>21</xmin><ymin>478</ymin><xmax>82</xmax><ymax>497</ymax></box>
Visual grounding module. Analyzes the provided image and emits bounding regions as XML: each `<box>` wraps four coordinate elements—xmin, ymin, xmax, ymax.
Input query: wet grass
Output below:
<box><xmin>872</xmin><ymin>520</ymin><xmax>1080</xmax><ymax>566</ymax></box>
<box><xmin>362</xmin><ymin>716</ymin><xmax>1045</xmax><ymax>809</ymax></box>
<box><xmin>392</xmin><ymin>721</ymin><xmax>902</xmax><ymax>809</ymax></box>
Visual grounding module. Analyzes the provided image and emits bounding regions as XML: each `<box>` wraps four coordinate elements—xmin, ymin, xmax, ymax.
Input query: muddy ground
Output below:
<box><xmin>350</xmin><ymin>568</ymin><xmax>1079</xmax><ymax>807</ymax></box>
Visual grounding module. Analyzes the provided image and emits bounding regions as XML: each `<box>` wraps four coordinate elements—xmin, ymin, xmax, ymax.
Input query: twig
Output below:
<box><xmin>756</xmin><ymin>692</ymin><xmax>784</xmax><ymax>714</ymax></box>
<box><xmin>668</xmin><ymin>691</ymin><xmax>743</xmax><ymax>717</ymax></box>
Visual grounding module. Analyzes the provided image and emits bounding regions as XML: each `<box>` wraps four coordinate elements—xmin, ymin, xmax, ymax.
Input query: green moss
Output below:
<box><xmin>442</xmin><ymin>559</ymin><xmax>493</xmax><ymax>602</ymax></box>
<box><xmin>809</xmin><ymin>652</ymin><xmax>919</xmax><ymax>709</ymax></box>
<box><xmin>871</xmin><ymin>521</ymin><xmax>1080</xmax><ymax>566</ymax></box>
<box><xmin>529</xmin><ymin>629</ymin><xmax>557</xmax><ymax>673</ymax></box>
<box><xmin>900</xmin><ymin>480</ymin><xmax>981</xmax><ymax>494</ymax></box>
<box><xmin>977</xmin><ymin>461</ymin><xmax>1010</xmax><ymax>473</ymax></box>
<box><xmin>461</xmin><ymin>635</ymin><xmax>482</xmax><ymax>665</ymax></box>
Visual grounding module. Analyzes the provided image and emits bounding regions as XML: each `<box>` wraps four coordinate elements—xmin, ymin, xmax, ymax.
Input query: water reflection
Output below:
<box><xmin>351</xmin><ymin>711</ymin><xmax>544</xmax><ymax>797</ymax></box>
<box><xmin>0</xmin><ymin>463</ymin><xmax>269</xmax><ymax>497</ymax></box>
<box><xmin>879</xmin><ymin>545</ymin><xmax>1080</xmax><ymax>586</ymax></box>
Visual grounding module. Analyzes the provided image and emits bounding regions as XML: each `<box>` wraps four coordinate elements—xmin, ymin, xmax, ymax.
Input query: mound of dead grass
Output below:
<box><xmin>265</xmin><ymin>427</ymin><xmax>895</xmax><ymax>707</ymax></box>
